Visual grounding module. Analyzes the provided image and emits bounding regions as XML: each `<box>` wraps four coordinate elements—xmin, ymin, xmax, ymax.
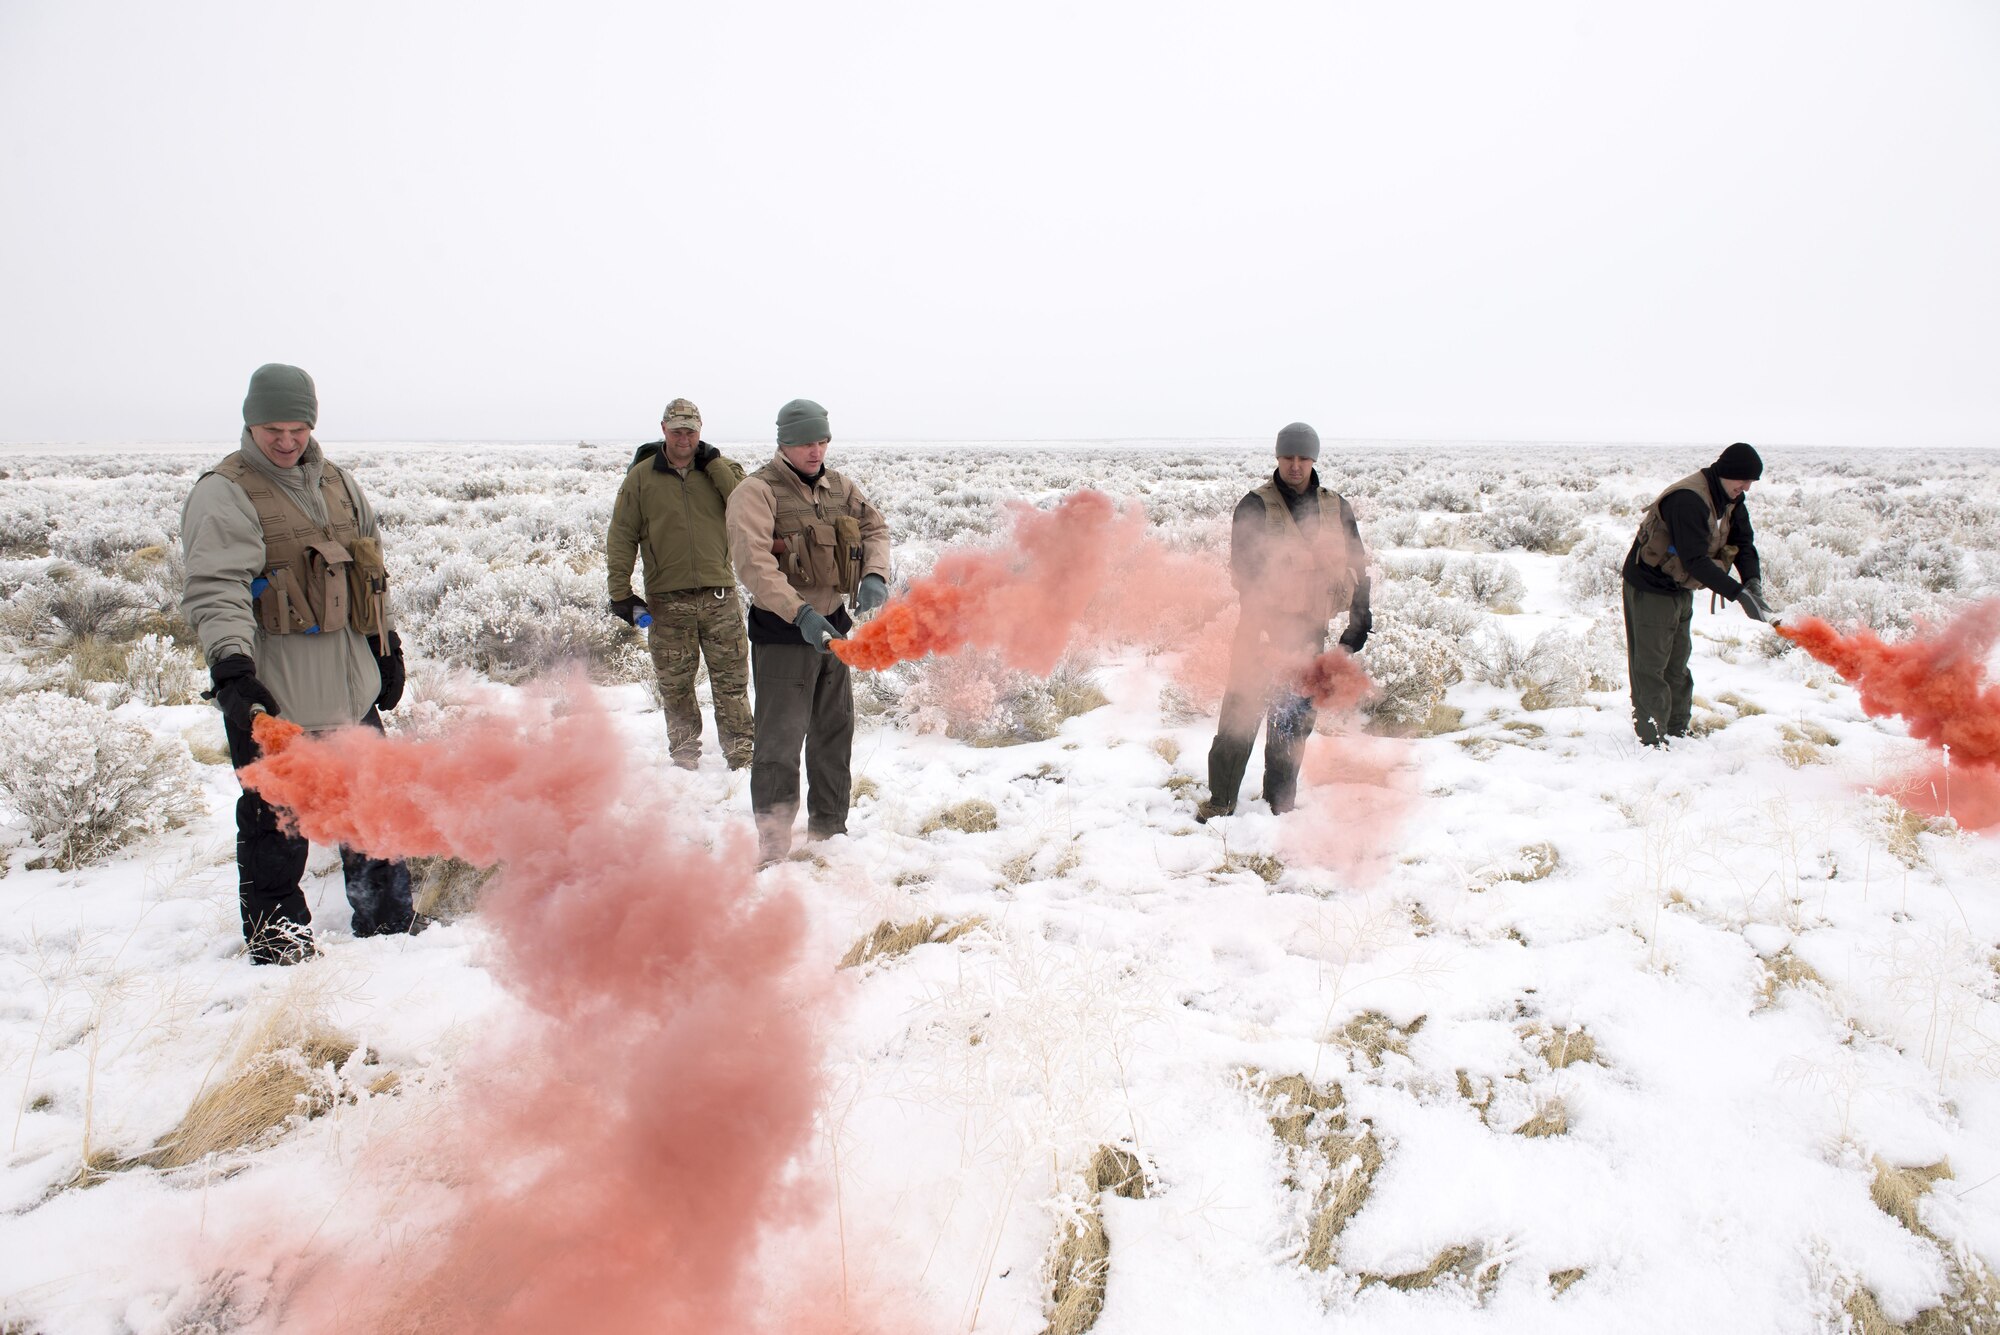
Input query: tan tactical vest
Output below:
<box><xmin>756</xmin><ymin>459</ymin><xmax>868</xmax><ymax>596</ymax></box>
<box><xmin>208</xmin><ymin>454</ymin><xmax>389</xmax><ymax>641</ymax></box>
<box><xmin>1632</xmin><ymin>470</ymin><xmax>1738</xmax><ymax>591</ymax></box>
<box><xmin>1250</xmin><ymin>480</ymin><xmax>1362</xmax><ymax>625</ymax></box>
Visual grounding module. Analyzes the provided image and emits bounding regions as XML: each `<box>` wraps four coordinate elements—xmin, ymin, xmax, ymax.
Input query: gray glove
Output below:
<box><xmin>795</xmin><ymin>605</ymin><xmax>841</xmax><ymax>652</ymax></box>
<box><xmin>854</xmin><ymin>573</ymin><xmax>888</xmax><ymax>616</ymax></box>
<box><xmin>1738</xmin><ymin>583</ymin><xmax>1774</xmax><ymax>623</ymax></box>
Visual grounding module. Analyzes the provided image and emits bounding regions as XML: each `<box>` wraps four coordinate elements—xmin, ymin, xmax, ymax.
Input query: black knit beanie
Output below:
<box><xmin>243</xmin><ymin>364</ymin><xmax>318</xmax><ymax>427</ymax></box>
<box><xmin>1714</xmin><ymin>442</ymin><xmax>1763</xmax><ymax>480</ymax></box>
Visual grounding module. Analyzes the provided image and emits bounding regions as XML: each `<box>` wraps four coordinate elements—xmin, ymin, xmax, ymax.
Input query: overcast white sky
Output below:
<box><xmin>2</xmin><ymin>1</ymin><xmax>1997</xmax><ymax>447</ymax></box>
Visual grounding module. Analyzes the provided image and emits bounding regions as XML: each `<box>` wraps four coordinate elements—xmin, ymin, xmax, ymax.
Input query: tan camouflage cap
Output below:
<box><xmin>661</xmin><ymin>398</ymin><xmax>702</xmax><ymax>431</ymax></box>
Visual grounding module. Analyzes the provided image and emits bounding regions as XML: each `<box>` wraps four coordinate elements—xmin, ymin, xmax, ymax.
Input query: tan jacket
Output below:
<box><xmin>1242</xmin><ymin>479</ymin><xmax>1365</xmax><ymax>629</ymax></box>
<box><xmin>180</xmin><ymin>435</ymin><xmax>384</xmax><ymax>731</ymax></box>
<box><xmin>726</xmin><ymin>454</ymin><xmax>890</xmax><ymax>622</ymax></box>
<box><xmin>1632</xmin><ymin>469</ymin><xmax>1738</xmax><ymax>592</ymax></box>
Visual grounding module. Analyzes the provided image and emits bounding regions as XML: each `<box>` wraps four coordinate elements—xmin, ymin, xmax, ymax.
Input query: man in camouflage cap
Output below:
<box><xmin>606</xmin><ymin>397</ymin><xmax>754</xmax><ymax>770</ymax></box>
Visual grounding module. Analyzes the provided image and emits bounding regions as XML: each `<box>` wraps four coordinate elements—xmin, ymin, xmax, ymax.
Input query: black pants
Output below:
<box><xmin>1208</xmin><ymin>618</ymin><xmax>1322</xmax><ymax>814</ymax></box>
<box><xmin>749</xmin><ymin>641</ymin><xmax>854</xmax><ymax>858</ymax></box>
<box><xmin>1622</xmin><ymin>583</ymin><xmax>1694</xmax><ymax>746</ymax></box>
<box><xmin>225</xmin><ymin>708</ymin><xmax>414</xmax><ymax>945</ymax></box>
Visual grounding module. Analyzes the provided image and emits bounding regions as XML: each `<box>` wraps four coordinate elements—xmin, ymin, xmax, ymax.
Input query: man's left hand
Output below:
<box><xmin>854</xmin><ymin>573</ymin><xmax>888</xmax><ymax>615</ymax></box>
<box><xmin>374</xmin><ymin>629</ymin><xmax>406</xmax><ymax>712</ymax></box>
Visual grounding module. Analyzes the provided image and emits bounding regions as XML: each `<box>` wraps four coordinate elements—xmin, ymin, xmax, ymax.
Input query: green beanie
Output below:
<box><xmin>776</xmin><ymin>398</ymin><xmax>831</xmax><ymax>446</ymax></box>
<box><xmin>243</xmin><ymin>363</ymin><xmax>318</xmax><ymax>427</ymax></box>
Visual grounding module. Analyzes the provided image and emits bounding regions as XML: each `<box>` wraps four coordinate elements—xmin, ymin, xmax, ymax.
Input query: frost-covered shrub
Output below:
<box><xmin>42</xmin><ymin>570</ymin><xmax>147</xmax><ymax>642</ymax></box>
<box><xmin>1558</xmin><ymin>528</ymin><xmax>1630</xmax><ymax>607</ymax></box>
<box><xmin>1418</xmin><ymin>481</ymin><xmax>1480</xmax><ymax>513</ymax></box>
<box><xmin>1787</xmin><ymin>578</ymin><xmax>1947</xmax><ymax>638</ymax></box>
<box><xmin>1856</xmin><ymin>536</ymin><xmax>1962</xmax><ymax>593</ymax></box>
<box><xmin>1357</xmin><ymin>620</ymin><xmax>1461</xmax><ymax>727</ymax></box>
<box><xmin>899</xmin><ymin>649</ymin><xmax>1107</xmax><ymax>745</ymax></box>
<box><xmin>1755</xmin><ymin>533</ymin><xmax>1849</xmax><ymax>606</ymax></box>
<box><xmin>126</xmin><ymin>633</ymin><xmax>204</xmax><ymax>706</ymax></box>
<box><xmin>1444</xmin><ymin>555</ymin><xmax>1526</xmax><ymax>611</ymax></box>
<box><xmin>1374</xmin><ymin>577</ymin><xmax>1492</xmax><ymax>643</ymax></box>
<box><xmin>413</xmin><ymin>562</ymin><xmax>646</xmax><ymax>684</ymax></box>
<box><xmin>1469</xmin><ymin>496</ymin><xmax>1583</xmax><ymax>554</ymax></box>
<box><xmin>49</xmin><ymin>512</ymin><xmax>172</xmax><ymax>563</ymax></box>
<box><xmin>1512</xmin><ymin>627</ymin><xmax>1611</xmax><ymax>709</ymax></box>
<box><xmin>0</xmin><ymin>691</ymin><xmax>203</xmax><ymax>868</ymax></box>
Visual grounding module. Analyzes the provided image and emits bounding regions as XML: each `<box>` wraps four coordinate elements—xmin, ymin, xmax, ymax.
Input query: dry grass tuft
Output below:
<box><xmin>1848</xmin><ymin>1157</ymin><xmax>2000</xmax><ymax>1332</ymax></box>
<box><xmin>183</xmin><ymin>728</ymin><xmax>231</xmax><ymax>767</ymax></box>
<box><xmin>851</xmin><ymin>775</ymin><xmax>880</xmax><ymax>801</ymax></box>
<box><xmin>1778</xmin><ymin>722</ymin><xmax>1837</xmax><ymax>768</ymax></box>
<box><xmin>136</xmin><ymin>1030</ymin><xmax>359</xmax><ymax>1171</ymax></box>
<box><xmin>410</xmin><ymin>855</ymin><xmax>500</xmax><ymax>922</ymax></box>
<box><xmin>1550</xmin><ymin>1267</ymin><xmax>1587</xmax><ymax>1296</ymax></box>
<box><xmin>1688</xmin><ymin>708</ymin><xmax>1730</xmax><ymax>737</ymax></box>
<box><xmin>1500</xmin><ymin>720</ymin><xmax>1545</xmax><ymax>739</ymax></box>
<box><xmin>1523</xmin><ymin>1024</ymin><xmax>1598</xmax><ymax>1070</ymax></box>
<box><xmin>921</xmin><ymin>798</ymin><xmax>999</xmax><ymax>835</ymax></box>
<box><xmin>1164</xmin><ymin>772</ymin><xmax>1200</xmax><ymax>798</ymax></box>
<box><xmin>839</xmin><ymin>915</ymin><xmax>985</xmax><ymax>969</ymax></box>
<box><xmin>1870</xmin><ymin>1157</ymin><xmax>1952</xmax><ymax>1236</ymax></box>
<box><xmin>1514</xmin><ymin>1096</ymin><xmax>1569</xmax><ymax>1138</ymax></box>
<box><xmin>1456</xmin><ymin>1070</ymin><xmax>1496</xmax><ymax>1122</ymax></box>
<box><xmin>1247</xmin><ymin>1070</ymin><xmax>1383</xmax><ymax>1271</ymax></box>
<box><xmin>1359</xmin><ymin>1244</ymin><xmax>1501</xmax><ymax>1297</ymax></box>
<box><xmin>1043</xmin><ymin>1145</ymin><xmax>1151</xmax><ymax>1335</ymax></box>
<box><xmin>1883</xmin><ymin>806</ymin><xmax>1953</xmax><ymax>869</ymax></box>
<box><xmin>1715</xmin><ymin>692</ymin><xmax>1766</xmax><ymax>716</ymax></box>
<box><xmin>1335</xmin><ymin>1011</ymin><xmax>1426</xmax><ymax>1068</ymax></box>
<box><xmin>1759</xmin><ymin>948</ymin><xmax>1826</xmax><ymax>1006</ymax></box>
<box><xmin>1220</xmin><ymin>850</ymin><xmax>1284</xmax><ymax>884</ymax></box>
<box><xmin>1149</xmin><ymin>737</ymin><xmax>1181</xmax><ymax>765</ymax></box>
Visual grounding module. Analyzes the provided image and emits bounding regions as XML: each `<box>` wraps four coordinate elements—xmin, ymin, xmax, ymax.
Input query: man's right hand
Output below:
<box><xmin>794</xmin><ymin>606</ymin><xmax>841</xmax><ymax>652</ymax></box>
<box><xmin>208</xmin><ymin>654</ymin><xmax>280</xmax><ymax>736</ymax></box>
<box><xmin>611</xmin><ymin>595</ymin><xmax>650</xmax><ymax>626</ymax></box>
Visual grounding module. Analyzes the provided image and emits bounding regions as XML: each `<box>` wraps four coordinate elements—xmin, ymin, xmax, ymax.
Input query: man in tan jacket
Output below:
<box><xmin>606</xmin><ymin>397</ymin><xmax>753</xmax><ymax>770</ymax></box>
<box><xmin>180</xmin><ymin>364</ymin><xmax>416</xmax><ymax>964</ymax></box>
<box><xmin>725</xmin><ymin>398</ymin><xmax>891</xmax><ymax>863</ymax></box>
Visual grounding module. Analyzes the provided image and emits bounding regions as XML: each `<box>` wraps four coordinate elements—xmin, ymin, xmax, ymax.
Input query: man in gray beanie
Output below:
<box><xmin>180</xmin><ymin>364</ymin><xmax>418</xmax><ymax>963</ymax></box>
<box><xmin>1619</xmin><ymin>442</ymin><xmax>1772</xmax><ymax>747</ymax></box>
<box><xmin>1198</xmin><ymin>422</ymin><xmax>1373</xmax><ymax>821</ymax></box>
<box><xmin>726</xmin><ymin>399</ymin><xmax>892</xmax><ymax>863</ymax></box>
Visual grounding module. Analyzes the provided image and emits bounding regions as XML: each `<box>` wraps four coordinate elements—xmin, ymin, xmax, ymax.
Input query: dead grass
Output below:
<box><xmin>1456</xmin><ymin>1070</ymin><xmax>1496</xmax><ymax>1122</ymax></box>
<box><xmin>183</xmin><ymin>728</ymin><xmax>231</xmax><ymax>767</ymax></box>
<box><xmin>1335</xmin><ymin>1011</ymin><xmax>1426</xmax><ymax>1068</ymax></box>
<box><xmin>1687</xmin><ymin>709</ymin><xmax>1730</xmax><ymax>737</ymax></box>
<box><xmin>132</xmin><ymin>1030</ymin><xmax>359</xmax><ymax>1171</ymax></box>
<box><xmin>1884</xmin><ymin>806</ymin><xmax>1954</xmax><ymax>869</ymax></box>
<box><xmin>1759</xmin><ymin>947</ymin><xmax>1826</xmax><ymax>1006</ymax></box>
<box><xmin>851</xmin><ymin>775</ymin><xmax>880</xmax><ymax>801</ymax></box>
<box><xmin>1847</xmin><ymin>1157</ymin><xmax>2000</xmax><ymax>1332</ymax></box>
<box><xmin>1247</xmin><ymin>1070</ymin><xmax>1383</xmax><ymax>1271</ymax></box>
<box><xmin>1149</xmin><ymin>737</ymin><xmax>1181</xmax><ymax>765</ymax></box>
<box><xmin>921</xmin><ymin>798</ymin><xmax>999</xmax><ymax>835</ymax></box>
<box><xmin>1715</xmin><ymin>692</ymin><xmax>1766</xmax><ymax>716</ymax></box>
<box><xmin>1358</xmin><ymin>1244</ymin><xmax>1501</xmax><ymax>1297</ymax></box>
<box><xmin>409</xmin><ymin>855</ymin><xmax>500</xmax><ymax>922</ymax></box>
<box><xmin>1514</xmin><ymin>1096</ymin><xmax>1569</xmax><ymax>1138</ymax></box>
<box><xmin>1044</xmin><ymin>1145</ymin><xmax>1150</xmax><ymax>1335</ymax></box>
<box><xmin>1505</xmin><ymin>842</ymin><xmax>1560</xmax><ymax>883</ymax></box>
<box><xmin>1522</xmin><ymin>1024</ymin><xmax>1598</xmax><ymax>1069</ymax></box>
<box><xmin>44</xmin><ymin>635</ymin><xmax>131</xmax><ymax>693</ymax></box>
<box><xmin>1871</xmin><ymin>1157</ymin><xmax>1953</xmax><ymax>1236</ymax></box>
<box><xmin>839</xmin><ymin>915</ymin><xmax>985</xmax><ymax>969</ymax></box>
<box><xmin>1778</xmin><ymin>722</ymin><xmax>1837</xmax><ymax>769</ymax></box>
<box><xmin>1500</xmin><ymin>720</ymin><xmax>1545</xmax><ymax>739</ymax></box>
<box><xmin>1219</xmin><ymin>850</ymin><xmax>1284</xmax><ymax>884</ymax></box>
<box><xmin>1550</xmin><ymin>1267</ymin><xmax>1586</xmax><ymax>1296</ymax></box>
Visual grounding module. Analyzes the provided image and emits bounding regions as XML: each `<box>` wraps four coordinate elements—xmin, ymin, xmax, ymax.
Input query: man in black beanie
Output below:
<box><xmin>1619</xmin><ymin>442</ymin><xmax>1773</xmax><ymax>747</ymax></box>
<box><xmin>1197</xmin><ymin>422</ymin><xmax>1373</xmax><ymax>820</ymax></box>
<box><xmin>180</xmin><ymin>364</ymin><xmax>419</xmax><ymax>963</ymax></box>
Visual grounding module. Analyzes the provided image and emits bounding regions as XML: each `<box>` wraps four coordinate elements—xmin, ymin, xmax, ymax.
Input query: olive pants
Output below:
<box><xmin>1622</xmin><ymin>582</ymin><xmax>1694</xmax><ymax>746</ymax></box>
<box><xmin>646</xmin><ymin>588</ymin><xmax>754</xmax><ymax>770</ymax></box>
<box><xmin>749</xmin><ymin>641</ymin><xmax>854</xmax><ymax>860</ymax></box>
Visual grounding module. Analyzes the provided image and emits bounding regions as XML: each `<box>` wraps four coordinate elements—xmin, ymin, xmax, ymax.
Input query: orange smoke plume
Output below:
<box><xmin>1776</xmin><ymin>601</ymin><xmax>2000</xmax><ymax>766</ymax></box>
<box><xmin>1294</xmin><ymin>645</ymin><xmax>1375</xmax><ymax>713</ymax></box>
<box><xmin>238</xmin><ymin>696</ymin><xmax>890</xmax><ymax>1334</ymax></box>
<box><xmin>834</xmin><ymin>489</ymin><xmax>1130</xmax><ymax>674</ymax></box>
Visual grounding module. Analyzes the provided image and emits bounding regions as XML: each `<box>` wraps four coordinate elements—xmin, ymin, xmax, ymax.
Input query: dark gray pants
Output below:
<box><xmin>750</xmin><ymin>641</ymin><xmax>854</xmax><ymax>859</ymax></box>
<box><xmin>1208</xmin><ymin>617</ymin><xmax>1323</xmax><ymax>814</ymax></box>
<box><xmin>1623</xmin><ymin>582</ymin><xmax>1693</xmax><ymax>746</ymax></box>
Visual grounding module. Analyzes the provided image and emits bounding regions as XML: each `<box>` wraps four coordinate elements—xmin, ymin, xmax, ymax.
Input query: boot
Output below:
<box><xmin>1200</xmin><ymin>734</ymin><xmax>1253</xmax><ymax>822</ymax></box>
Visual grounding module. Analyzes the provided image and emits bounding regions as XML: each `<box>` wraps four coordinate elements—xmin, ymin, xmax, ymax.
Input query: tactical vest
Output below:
<box><xmin>1250</xmin><ymin>480</ymin><xmax>1362</xmax><ymax>626</ymax></box>
<box><xmin>207</xmin><ymin>453</ymin><xmax>389</xmax><ymax>641</ymax></box>
<box><xmin>1632</xmin><ymin>470</ymin><xmax>1738</xmax><ymax>592</ymax></box>
<box><xmin>755</xmin><ymin>459</ymin><xmax>867</xmax><ymax>596</ymax></box>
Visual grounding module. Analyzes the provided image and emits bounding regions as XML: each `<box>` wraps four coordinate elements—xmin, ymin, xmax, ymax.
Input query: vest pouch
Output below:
<box><xmin>775</xmin><ymin>526</ymin><xmax>812</xmax><ymax>590</ymax></box>
<box><xmin>299</xmin><ymin>538</ymin><xmax>353</xmax><ymax>634</ymax></box>
<box><xmin>832</xmin><ymin>514</ymin><xmax>863</xmax><ymax>594</ymax></box>
<box><xmin>255</xmin><ymin>565</ymin><xmax>315</xmax><ymax>635</ymax></box>
<box><xmin>346</xmin><ymin>535</ymin><xmax>389</xmax><ymax>637</ymax></box>
<box><xmin>1716</xmin><ymin>543</ymin><xmax>1739</xmax><ymax>573</ymax></box>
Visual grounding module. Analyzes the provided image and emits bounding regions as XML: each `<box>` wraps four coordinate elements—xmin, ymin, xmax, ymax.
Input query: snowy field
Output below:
<box><xmin>1</xmin><ymin>439</ymin><xmax>1998</xmax><ymax>1334</ymax></box>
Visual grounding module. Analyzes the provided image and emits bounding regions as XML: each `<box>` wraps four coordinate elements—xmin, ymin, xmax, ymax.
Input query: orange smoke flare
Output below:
<box><xmin>237</xmin><ymin>689</ymin><xmax>896</xmax><ymax>1334</ymax></box>
<box><xmin>1294</xmin><ymin>645</ymin><xmax>1375</xmax><ymax>713</ymax></box>
<box><xmin>1776</xmin><ymin>600</ymin><xmax>2000</xmax><ymax>765</ymax></box>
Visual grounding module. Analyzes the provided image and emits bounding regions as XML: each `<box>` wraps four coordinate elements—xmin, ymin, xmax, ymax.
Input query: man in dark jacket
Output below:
<box><xmin>606</xmin><ymin>397</ymin><xmax>753</xmax><ymax>770</ymax></box>
<box><xmin>1198</xmin><ymin>422</ymin><xmax>1373</xmax><ymax>821</ymax></box>
<box><xmin>1621</xmin><ymin>441</ymin><xmax>1773</xmax><ymax>747</ymax></box>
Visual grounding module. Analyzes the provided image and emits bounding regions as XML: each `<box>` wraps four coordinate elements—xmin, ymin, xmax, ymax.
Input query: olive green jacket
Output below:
<box><xmin>179</xmin><ymin>435</ymin><xmax>385</xmax><ymax>732</ymax></box>
<box><xmin>606</xmin><ymin>445</ymin><xmax>745</xmax><ymax>601</ymax></box>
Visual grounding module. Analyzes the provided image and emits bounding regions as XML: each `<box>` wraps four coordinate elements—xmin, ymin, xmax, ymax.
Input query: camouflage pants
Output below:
<box><xmin>646</xmin><ymin>588</ymin><xmax>754</xmax><ymax>769</ymax></box>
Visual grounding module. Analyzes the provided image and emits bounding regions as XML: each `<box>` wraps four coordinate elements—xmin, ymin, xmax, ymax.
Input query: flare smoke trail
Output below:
<box><xmin>1776</xmin><ymin>601</ymin><xmax>2000</xmax><ymax>764</ymax></box>
<box><xmin>237</xmin><ymin>692</ymin><xmax>894</xmax><ymax>1334</ymax></box>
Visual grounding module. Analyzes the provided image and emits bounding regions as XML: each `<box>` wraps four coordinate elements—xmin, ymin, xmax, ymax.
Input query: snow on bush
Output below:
<box><xmin>126</xmin><ymin>632</ymin><xmax>203</xmax><ymax>706</ymax></box>
<box><xmin>0</xmin><ymin>690</ymin><xmax>203</xmax><ymax>868</ymax></box>
<box><xmin>1558</xmin><ymin>528</ymin><xmax>1631</xmax><ymax>607</ymax></box>
<box><xmin>898</xmin><ymin>648</ymin><xmax>1109</xmax><ymax>745</ymax></box>
<box><xmin>1357</xmin><ymin>618</ymin><xmax>1461</xmax><ymax>727</ymax></box>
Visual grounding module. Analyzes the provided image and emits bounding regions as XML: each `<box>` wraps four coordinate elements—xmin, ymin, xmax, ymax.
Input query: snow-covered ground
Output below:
<box><xmin>1</xmin><ymin>441</ymin><xmax>1997</xmax><ymax>1333</ymax></box>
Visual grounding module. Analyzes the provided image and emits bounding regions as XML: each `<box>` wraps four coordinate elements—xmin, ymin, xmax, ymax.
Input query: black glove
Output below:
<box><xmin>693</xmin><ymin>443</ymin><xmax>720</xmax><ymax>469</ymax></box>
<box><xmin>207</xmin><ymin>654</ymin><xmax>280</xmax><ymax>736</ymax></box>
<box><xmin>1738</xmin><ymin>585</ymin><xmax>1773</xmax><ymax>623</ymax></box>
<box><xmin>610</xmin><ymin>595</ymin><xmax>650</xmax><ymax>626</ymax></box>
<box><xmin>1337</xmin><ymin>611</ymin><xmax>1372</xmax><ymax>655</ymax></box>
<box><xmin>794</xmin><ymin>605</ymin><xmax>841</xmax><ymax>653</ymax></box>
<box><xmin>854</xmin><ymin>573</ymin><xmax>888</xmax><ymax>615</ymax></box>
<box><xmin>374</xmin><ymin>629</ymin><xmax>406</xmax><ymax>712</ymax></box>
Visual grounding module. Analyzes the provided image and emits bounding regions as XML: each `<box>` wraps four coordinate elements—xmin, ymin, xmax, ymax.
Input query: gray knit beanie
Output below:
<box><xmin>776</xmin><ymin>398</ymin><xmax>831</xmax><ymax>446</ymax></box>
<box><xmin>243</xmin><ymin>364</ymin><xmax>318</xmax><ymax>427</ymax></box>
<box><xmin>1275</xmin><ymin>422</ymin><xmax>1320</xmax><ymax>460</ymax></box>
